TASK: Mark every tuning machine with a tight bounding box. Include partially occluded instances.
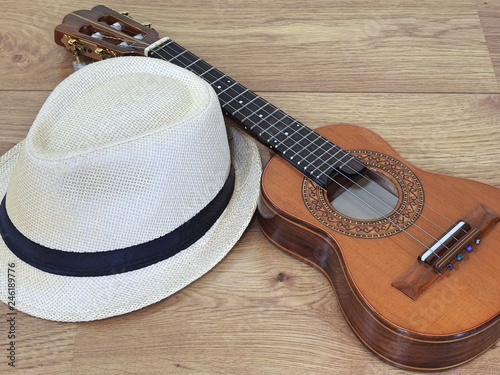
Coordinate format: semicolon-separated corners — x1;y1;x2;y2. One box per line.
95;48;115;60
67;38;84;57
117;9;153;29
66;38;87;71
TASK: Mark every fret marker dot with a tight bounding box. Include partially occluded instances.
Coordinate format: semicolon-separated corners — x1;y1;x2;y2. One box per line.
284;132;289;136
304;166;308;170
259;114;263;117
239;101;243;104
217;86;221;89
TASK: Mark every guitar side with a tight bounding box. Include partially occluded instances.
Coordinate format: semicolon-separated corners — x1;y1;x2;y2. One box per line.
258;123;500;371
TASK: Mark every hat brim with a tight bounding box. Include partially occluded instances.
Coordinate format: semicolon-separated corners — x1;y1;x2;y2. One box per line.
0;126;261;321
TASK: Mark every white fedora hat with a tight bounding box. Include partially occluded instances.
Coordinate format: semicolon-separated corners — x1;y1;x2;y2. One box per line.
0;56;261;322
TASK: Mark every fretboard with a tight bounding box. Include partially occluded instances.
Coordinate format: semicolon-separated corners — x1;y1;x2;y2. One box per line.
147;39;364;189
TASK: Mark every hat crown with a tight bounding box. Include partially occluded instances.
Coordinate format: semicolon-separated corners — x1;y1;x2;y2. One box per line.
5;57;231;253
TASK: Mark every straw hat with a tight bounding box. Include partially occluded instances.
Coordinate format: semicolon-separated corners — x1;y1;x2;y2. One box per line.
0;56;261;322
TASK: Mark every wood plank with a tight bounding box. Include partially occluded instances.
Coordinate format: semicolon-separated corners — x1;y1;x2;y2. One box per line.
0;1;497;93
477;0;500;85
158;1;498;93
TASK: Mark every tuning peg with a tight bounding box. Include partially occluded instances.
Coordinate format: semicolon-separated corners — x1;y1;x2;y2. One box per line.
119;10;135;19
110;22;123;31
95;48;115;59
67;38;85;57
142;22;152;28
109;7;131;17
67;39;87;71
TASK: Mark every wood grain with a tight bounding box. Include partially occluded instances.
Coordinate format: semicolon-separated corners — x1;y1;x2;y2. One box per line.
477;0;500;85
0;1;498;374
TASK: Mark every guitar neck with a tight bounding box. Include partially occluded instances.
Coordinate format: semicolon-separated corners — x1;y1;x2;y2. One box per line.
147;39;364;189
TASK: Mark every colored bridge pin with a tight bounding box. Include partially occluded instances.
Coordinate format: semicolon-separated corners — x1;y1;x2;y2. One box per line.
446;263;454;270
465;245;473;253
456;253;463;261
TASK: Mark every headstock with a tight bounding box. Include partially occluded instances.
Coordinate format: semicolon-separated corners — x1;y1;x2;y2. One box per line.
54;5;160;64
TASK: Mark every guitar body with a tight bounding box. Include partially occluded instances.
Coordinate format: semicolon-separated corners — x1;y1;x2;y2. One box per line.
258;124;499;371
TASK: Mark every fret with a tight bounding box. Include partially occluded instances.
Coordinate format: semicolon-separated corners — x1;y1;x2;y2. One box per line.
286;136;319;164
253;108;281;131
309;135;331;156
240;97;270;118
162;41;184;55
292;127;315;145
188;60;213;76
185;58;201;69
210;74;234;90
239;102;272;125
219;83;241;97
232;91;260;113
159;42;196;67
297;134;326;163
217;92;234;107
199;67;217;79
168;48;189;63
225;90;259;114
270;123;299;143
317;146;345;167
312;148;349;179
232;95;260;118
332;151;352;169
148;40;366;189
257;110;288;136
273;122;303;148
258;111;284;139
292;147;318;167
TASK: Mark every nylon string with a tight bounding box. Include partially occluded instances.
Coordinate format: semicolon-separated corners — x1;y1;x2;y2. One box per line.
147;40;467;259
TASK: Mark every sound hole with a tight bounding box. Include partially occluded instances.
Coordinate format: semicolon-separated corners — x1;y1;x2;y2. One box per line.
302;150;424;239
330;170;399;220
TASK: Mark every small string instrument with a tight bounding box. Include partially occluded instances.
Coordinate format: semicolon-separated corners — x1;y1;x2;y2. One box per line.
54;6;499;370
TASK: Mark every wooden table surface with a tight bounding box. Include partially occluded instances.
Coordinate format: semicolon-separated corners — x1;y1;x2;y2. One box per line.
0;1;499;374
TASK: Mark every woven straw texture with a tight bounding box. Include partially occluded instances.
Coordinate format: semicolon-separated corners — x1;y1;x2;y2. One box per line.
0;57;261;321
